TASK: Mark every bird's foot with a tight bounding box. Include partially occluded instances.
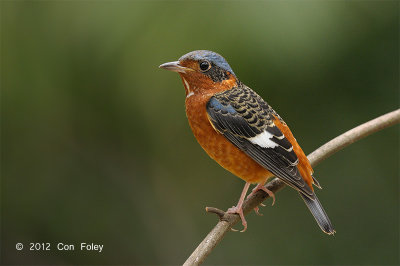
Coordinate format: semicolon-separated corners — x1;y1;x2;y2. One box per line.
246;184;275;215
247;184;276;206
227;205;247;232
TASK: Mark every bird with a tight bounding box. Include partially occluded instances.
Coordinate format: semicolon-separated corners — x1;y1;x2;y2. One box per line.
159;50;335;235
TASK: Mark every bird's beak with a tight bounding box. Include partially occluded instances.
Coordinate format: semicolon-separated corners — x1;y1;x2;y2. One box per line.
159;61;193;73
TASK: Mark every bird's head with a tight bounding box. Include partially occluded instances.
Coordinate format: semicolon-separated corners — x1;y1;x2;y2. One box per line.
159;50;238;97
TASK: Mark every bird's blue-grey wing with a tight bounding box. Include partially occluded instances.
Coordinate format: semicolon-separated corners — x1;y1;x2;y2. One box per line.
206;86;314;198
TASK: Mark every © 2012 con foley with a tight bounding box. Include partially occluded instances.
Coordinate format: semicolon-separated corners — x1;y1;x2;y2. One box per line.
16;242;104;253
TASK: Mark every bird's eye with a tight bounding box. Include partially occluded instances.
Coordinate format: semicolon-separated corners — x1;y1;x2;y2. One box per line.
199;61;211;71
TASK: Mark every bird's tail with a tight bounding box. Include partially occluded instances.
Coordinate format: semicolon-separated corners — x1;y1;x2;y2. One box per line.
299;192;335;235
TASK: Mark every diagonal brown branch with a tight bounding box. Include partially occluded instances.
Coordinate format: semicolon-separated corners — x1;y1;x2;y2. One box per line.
183;109;400;266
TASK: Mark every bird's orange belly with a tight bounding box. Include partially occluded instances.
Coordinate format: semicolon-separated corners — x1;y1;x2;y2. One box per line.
186;100;273;184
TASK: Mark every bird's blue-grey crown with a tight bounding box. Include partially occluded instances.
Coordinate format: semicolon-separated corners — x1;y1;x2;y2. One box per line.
179;50;235;76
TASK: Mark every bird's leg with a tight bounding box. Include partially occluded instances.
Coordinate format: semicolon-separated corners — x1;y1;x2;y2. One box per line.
247;183;276;216
227;182;251;232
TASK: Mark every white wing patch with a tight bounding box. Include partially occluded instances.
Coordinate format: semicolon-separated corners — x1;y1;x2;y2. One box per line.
248;130;279;148
249;130;294;152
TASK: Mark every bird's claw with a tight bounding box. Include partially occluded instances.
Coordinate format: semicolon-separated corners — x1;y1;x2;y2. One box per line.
254;206;263;216
227;206;247;232
267;190;276;206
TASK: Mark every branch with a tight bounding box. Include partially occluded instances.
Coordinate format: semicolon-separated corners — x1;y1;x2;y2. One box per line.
184;109;400;266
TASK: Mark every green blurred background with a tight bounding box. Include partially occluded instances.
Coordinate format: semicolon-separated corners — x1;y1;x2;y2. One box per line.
1;1;398;265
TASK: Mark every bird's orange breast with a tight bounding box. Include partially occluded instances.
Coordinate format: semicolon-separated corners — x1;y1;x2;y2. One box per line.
185;92;273;184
